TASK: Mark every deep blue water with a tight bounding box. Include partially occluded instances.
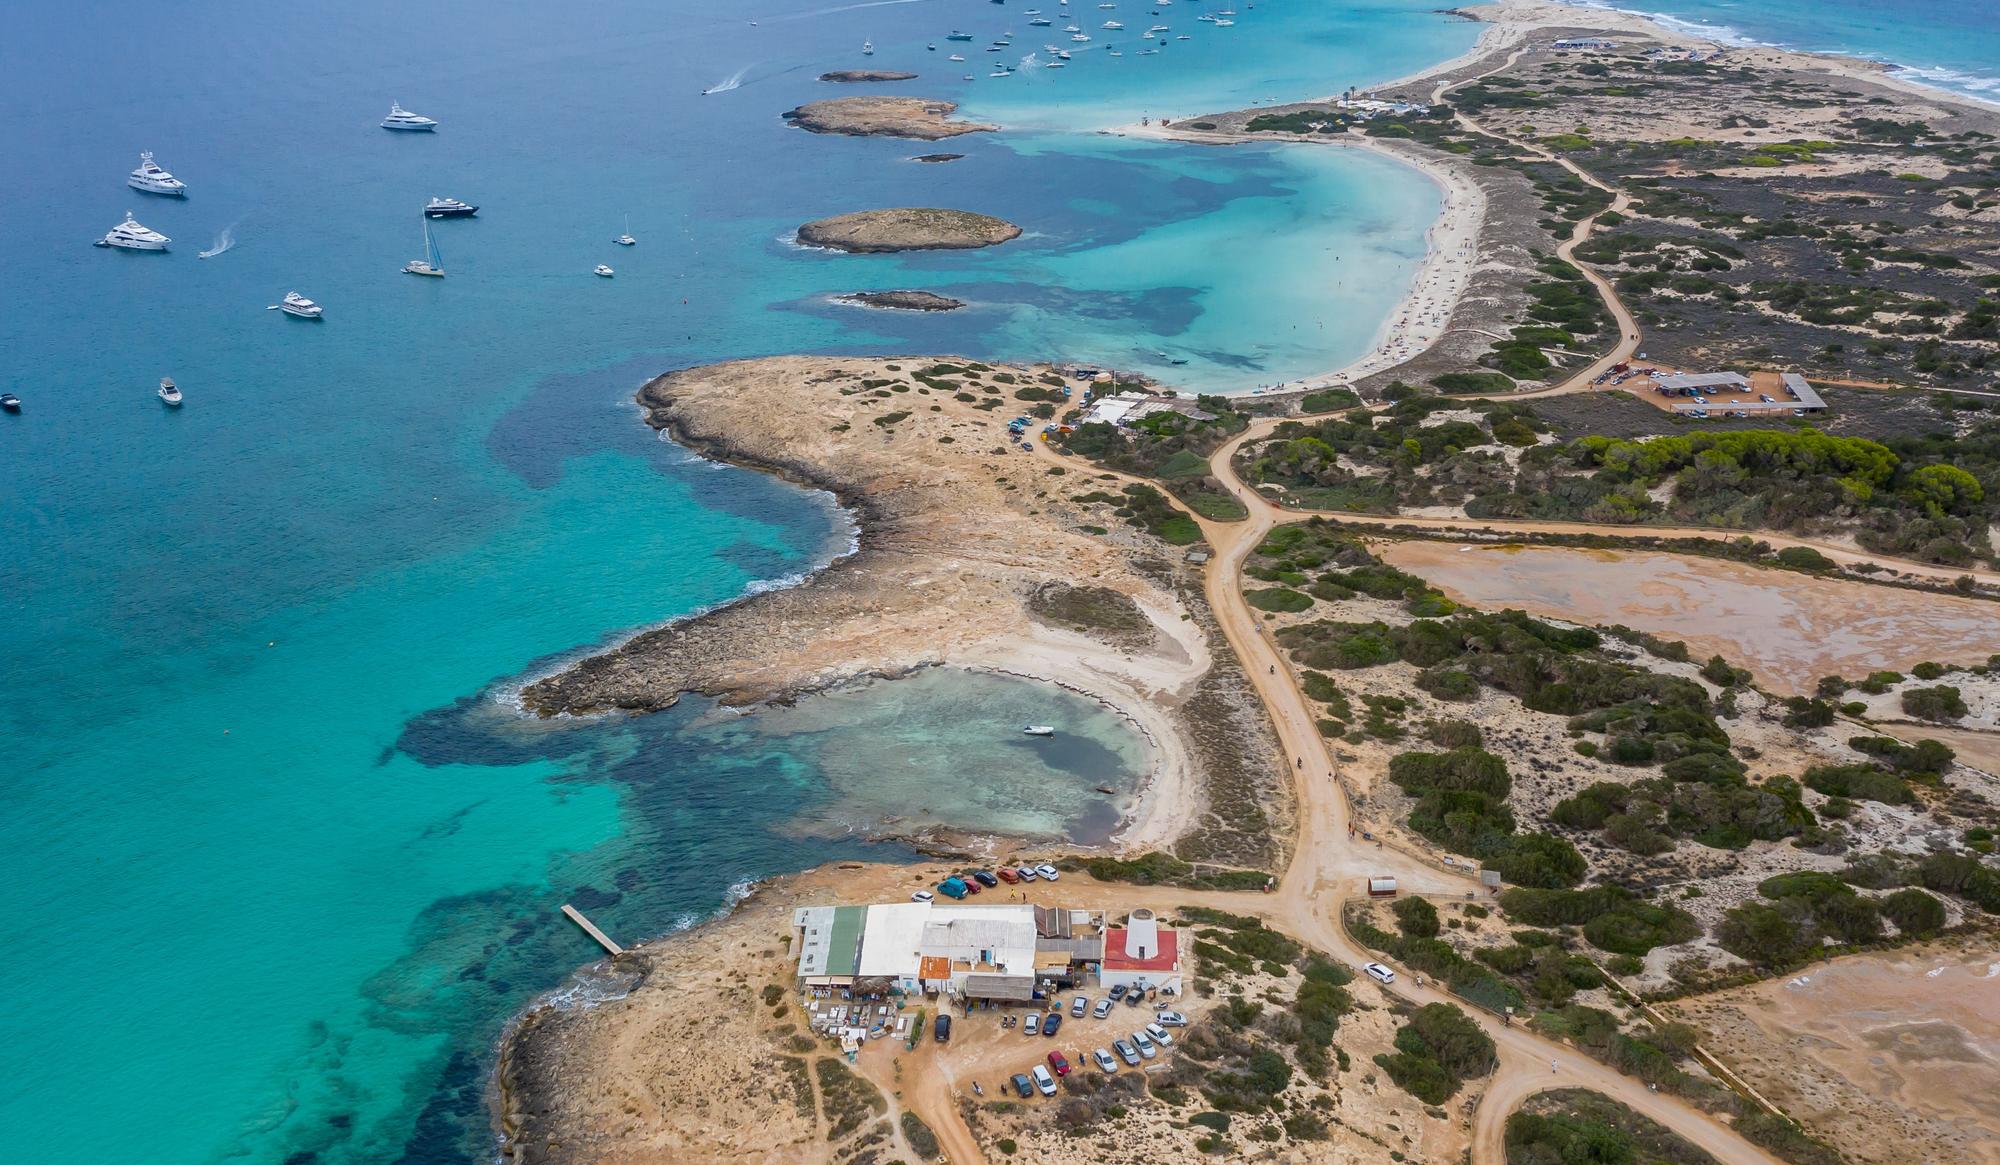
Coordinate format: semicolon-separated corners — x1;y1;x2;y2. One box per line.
0;0;1477;1162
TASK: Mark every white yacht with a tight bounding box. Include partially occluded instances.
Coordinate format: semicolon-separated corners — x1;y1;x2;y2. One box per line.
1103;20;1124;28
1149;23;1170;32
1213;17;1234;25
616;215;637;246
1029;15;1052;25
862;38;874;54
594;263;615;277
381;102;438;131
128;152;187;197
948;52;966;60
1071;32;1091;41
279;291;324;319
1023;725;1056;736
158;377;182;406
96;212;169;251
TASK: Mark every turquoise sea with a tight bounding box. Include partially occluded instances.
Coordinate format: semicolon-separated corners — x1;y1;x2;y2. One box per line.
3;0;1470;1162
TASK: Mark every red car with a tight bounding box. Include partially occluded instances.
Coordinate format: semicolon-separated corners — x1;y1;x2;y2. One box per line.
1047;1050;1071;1077
996;867;1021;884
959;877;982;894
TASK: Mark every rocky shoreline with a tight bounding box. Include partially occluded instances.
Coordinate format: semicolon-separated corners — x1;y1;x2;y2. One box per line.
783;95;995;140
817;69;917;83
832;289;964;312
795;208;1021;253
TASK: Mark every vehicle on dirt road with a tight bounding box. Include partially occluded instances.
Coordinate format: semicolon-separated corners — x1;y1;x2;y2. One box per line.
1031;1064;1058;1096
1011;1073;1034;1098
1047;1050;1071;1076
1092;998;1114;1019
1092;1047;1118;1072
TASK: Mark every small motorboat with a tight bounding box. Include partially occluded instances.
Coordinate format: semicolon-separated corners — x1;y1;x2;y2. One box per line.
948;53;966;60
1022;725;1056;736
1;393;21;413
594;264;615;277
277;291;324;319
158;377;183;406
947;30;975;40
862;38;874;54
927;41;937;50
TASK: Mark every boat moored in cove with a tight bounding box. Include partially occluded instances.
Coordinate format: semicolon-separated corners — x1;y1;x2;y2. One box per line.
1022;725;1056;736
157;378;182;406
127;152;187;197
381;102;438;131
594;263;615;277
423;196;478;218
278;291;324;319
1;393;21;413
404;215;445;276
96;212;169;251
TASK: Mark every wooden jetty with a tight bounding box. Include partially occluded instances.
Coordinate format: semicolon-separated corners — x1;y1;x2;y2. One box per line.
561;903;624;956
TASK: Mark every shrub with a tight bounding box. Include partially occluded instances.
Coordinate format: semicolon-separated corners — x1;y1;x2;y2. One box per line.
1246;587;1315;613
1393;896;1441;938
1802;763;1914;805
1902;685;1969;721
1375;1003;1495;1103
1881;887;1946;935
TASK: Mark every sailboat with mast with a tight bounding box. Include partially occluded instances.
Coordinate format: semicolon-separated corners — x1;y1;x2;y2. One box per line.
404;214;445;276
616;214;637;246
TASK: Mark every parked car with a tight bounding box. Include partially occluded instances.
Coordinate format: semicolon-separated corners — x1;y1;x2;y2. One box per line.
1108;984;1128;1002
910;890;934;903
1145;1022;1174;1047
1011;1073;1035;1098
1131;1031;1158;1060
1759;394;1775;403
934;1015;951;1042
1016;866;1038;882
1025;1012;1042;1035
937;877;969;899
1362;961;1396;984
1154;1010;1189;1027
957;875;981;894
1071;995;1089;1018
1092;1047;1118;1073
971;870;1000;887
1047;1050;1071;1077
995;867;1021;884
1042;1012;1063;1038
1092;997;1114;1019
1034;863;1061;881
1031;1064;1058;1096
1113;1038;1140;1066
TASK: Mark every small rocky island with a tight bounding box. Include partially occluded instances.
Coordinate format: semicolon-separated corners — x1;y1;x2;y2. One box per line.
912;153;964;164
834;290;965;312
818;69;917;83
797;209;1022;253
783;96;995;140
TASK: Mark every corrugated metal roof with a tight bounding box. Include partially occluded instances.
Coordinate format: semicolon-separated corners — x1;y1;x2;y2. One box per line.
1033;904;1072;939
962;974;1036;1001
1036;936;1104;961
1654;372;1749;389
824;906;866;978
1779;373;1827;409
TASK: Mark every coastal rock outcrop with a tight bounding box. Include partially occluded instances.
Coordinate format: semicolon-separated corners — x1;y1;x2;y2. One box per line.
818;69;918;83
833;290;965;311
782;96;995;140
796;208;1020;253
912;153;965;164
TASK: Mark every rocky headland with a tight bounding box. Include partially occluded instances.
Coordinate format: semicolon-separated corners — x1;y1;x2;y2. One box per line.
794;208;1021;253
817;69;918;83
782;95;994;140
832;289;964;312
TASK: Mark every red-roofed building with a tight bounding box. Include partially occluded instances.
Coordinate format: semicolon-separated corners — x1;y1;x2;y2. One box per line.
1100;909;1185;994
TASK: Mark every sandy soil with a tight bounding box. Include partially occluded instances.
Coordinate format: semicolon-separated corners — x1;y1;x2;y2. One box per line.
1376;541;2000;696
1663;937;2000;1165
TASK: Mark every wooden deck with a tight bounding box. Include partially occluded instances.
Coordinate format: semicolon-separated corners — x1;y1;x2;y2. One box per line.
561;904;624;956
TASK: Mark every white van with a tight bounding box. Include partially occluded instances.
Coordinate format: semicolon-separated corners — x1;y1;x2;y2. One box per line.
1362;961;1396;984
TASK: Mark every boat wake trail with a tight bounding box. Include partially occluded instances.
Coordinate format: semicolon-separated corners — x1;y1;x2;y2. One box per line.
703;66;751;95
198;224;237;259
766;0;931;22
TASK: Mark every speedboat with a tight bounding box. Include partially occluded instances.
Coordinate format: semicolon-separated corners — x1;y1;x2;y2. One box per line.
948;53;966;60
1108;47;1122;54
862;38;874;54
947;30;974;40
1029;15;1052;24
1103;20;1123;28
1071;32;1091;40
1045;59;1065;67
1023;725;1056;736
381;102;438;131
989;68;1011;76
1;393;21;413
1149;23;1169;31
424;196;478;218
594;263;614;277
158;377;182;406
278;291;324;319
1176;32;1191;39
128;152;187;197
96;212;169;251
404;215;445;276
1213;16;1234;25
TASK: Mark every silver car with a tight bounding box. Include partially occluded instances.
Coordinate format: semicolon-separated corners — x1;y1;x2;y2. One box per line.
1145;1022;1175;1048
1092;1047;1118;1073
1071;995;1088;1018
1131;1031;1158;1059
1113;1038;1140;1066
1092;998;1114;1019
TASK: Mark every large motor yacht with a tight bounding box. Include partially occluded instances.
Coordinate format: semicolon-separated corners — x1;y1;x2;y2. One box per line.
96;212;170;251
128;152;187;197
381;102;438;131
423;196;478;218
279;291;324;319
